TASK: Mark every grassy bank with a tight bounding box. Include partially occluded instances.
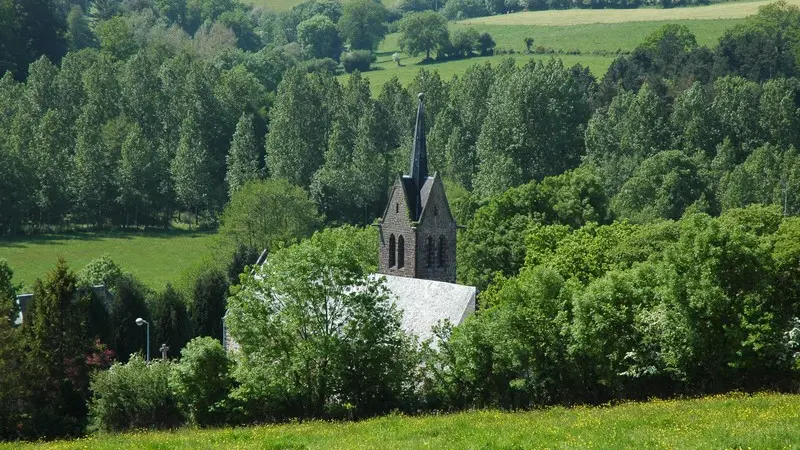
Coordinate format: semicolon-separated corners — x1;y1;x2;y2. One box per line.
0;230;216;290
10;393;800;449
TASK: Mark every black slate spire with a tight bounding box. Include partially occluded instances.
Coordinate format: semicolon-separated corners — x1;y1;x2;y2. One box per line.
409;93;428;192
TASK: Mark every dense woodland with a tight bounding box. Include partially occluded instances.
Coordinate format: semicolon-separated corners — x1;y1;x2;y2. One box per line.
4;0;800;443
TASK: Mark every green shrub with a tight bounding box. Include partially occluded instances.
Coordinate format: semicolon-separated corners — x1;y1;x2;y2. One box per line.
170;337;232;426
341;50;376;73
89;355;183;432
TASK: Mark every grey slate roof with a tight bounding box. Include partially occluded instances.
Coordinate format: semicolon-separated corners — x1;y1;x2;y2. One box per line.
375;274;476;342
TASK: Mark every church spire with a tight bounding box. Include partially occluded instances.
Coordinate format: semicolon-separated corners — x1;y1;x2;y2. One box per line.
409;93;428;191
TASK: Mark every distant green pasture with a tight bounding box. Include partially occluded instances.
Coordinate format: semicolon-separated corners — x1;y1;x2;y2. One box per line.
0;231;216;291
343;18;743;94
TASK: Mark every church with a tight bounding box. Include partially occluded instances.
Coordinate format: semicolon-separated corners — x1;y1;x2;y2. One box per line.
372;93;475;341
224;94;475;351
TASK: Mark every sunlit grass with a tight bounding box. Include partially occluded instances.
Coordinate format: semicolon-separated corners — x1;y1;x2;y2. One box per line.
340;17;743;94
0;230;216;291
10;393;800;449
460;0;799;26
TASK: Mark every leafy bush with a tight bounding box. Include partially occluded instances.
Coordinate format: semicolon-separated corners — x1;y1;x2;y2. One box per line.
476;32;495;56
77;255;123;288
170;337;232;426
449;28;480;57
227;226;417;420
89;355;183;432
341;50;376;73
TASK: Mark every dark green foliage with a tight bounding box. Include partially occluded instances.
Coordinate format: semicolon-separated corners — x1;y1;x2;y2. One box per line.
227;244;260;286
150;284;191;358
108;275;151;363
612;150;709;222
191;267;229;342
438;206;800;409
88;356;183;432
338;0;388;50
0;0;67;80
474;58;592;198
341;50;376;73
297;14;342;60
398;11;449;60
170;337;232;426
20;260;92;438
458;167;609;291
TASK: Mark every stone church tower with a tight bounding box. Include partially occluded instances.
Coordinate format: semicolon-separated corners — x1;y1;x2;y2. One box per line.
377;94;457;283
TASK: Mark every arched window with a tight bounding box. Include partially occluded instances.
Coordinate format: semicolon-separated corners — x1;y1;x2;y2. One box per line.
438;235;446;268
426;236;434;268
397;235;405;269
388;234;396;267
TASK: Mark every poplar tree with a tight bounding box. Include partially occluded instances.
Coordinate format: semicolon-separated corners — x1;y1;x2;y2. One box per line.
118;125;153;226
171;115;212;225
226;113;261;198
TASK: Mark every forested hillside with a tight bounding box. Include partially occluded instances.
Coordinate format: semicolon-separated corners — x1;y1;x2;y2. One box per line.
3;0;800;234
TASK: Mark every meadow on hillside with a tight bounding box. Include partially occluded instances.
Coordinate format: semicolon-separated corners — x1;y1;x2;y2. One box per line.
0;231;216;290
9;393;800;449
347;17;744;92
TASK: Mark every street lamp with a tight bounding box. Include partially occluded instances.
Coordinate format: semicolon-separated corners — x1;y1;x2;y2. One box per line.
135;317;150;362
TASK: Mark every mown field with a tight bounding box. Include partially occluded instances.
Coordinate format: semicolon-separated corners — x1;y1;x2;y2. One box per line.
343;17;744;93
0;230;216;291
462;0;800;26
9;393;800;449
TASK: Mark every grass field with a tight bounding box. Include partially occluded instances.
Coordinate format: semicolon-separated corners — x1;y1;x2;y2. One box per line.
342;16;744;93
9;393;800;449
461;0;800;25
0;230;216;291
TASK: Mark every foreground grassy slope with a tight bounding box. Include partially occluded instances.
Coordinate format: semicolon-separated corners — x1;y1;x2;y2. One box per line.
0;230;216;290
11;393;800;449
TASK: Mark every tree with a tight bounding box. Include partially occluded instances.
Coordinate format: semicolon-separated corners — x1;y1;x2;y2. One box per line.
612;150;708;223
88;356;182;432
0;260;23;439
170;337;232;426
150;284;190;358
108;275;151;363
0;0;67;80
190;267;228;342
338;0;388;50
449;28;480;57
297;14;342;60
266;69;338;188
524;36;534;53
77;255;124;288
21;260;92;438
218;178;321;255
226;226;415;419
171;115;213;224
226;113;261;198
66;5;96;51
118;124;154;226
473;59;592;198
397;11;449;60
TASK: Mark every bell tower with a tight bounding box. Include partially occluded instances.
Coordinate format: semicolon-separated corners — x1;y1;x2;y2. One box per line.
377;94;457;283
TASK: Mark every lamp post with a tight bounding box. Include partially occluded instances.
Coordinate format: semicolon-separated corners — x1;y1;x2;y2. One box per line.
135;317;150;362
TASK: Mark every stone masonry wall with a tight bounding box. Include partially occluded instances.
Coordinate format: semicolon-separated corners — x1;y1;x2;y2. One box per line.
379;179;417;278
416;177;457;283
